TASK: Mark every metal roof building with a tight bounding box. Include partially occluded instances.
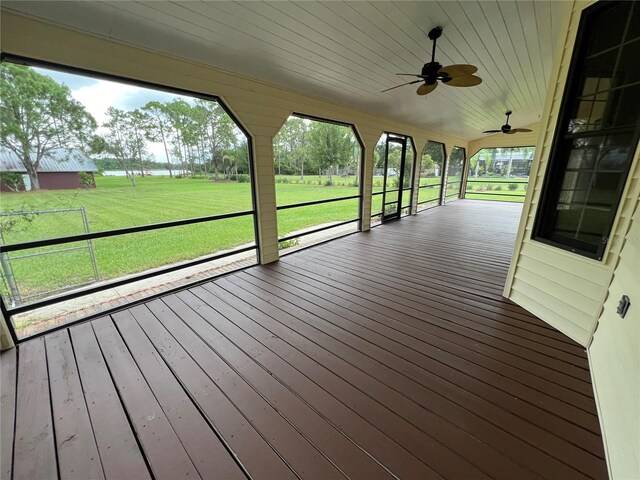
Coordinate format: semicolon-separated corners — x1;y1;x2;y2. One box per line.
0;147;98;173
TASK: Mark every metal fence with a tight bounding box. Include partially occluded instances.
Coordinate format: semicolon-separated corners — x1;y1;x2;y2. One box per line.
0;207;100;306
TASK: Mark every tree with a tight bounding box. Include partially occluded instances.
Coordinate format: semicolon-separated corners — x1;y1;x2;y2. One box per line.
274;117;309;178
194;100;237;178
102;107;138;186
142;101;174;177
0;63;97;190
126;109;149;177
306;122;354;183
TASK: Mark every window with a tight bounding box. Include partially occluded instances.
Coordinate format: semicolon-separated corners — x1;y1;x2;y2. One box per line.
533;1;640;260
0;58;257;339
445;146;466;201
465;147;534;202
273;114;362;253
417;141;446;211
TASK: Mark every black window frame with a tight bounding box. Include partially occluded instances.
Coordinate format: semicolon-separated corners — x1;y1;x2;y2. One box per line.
417;140;447;210
464;146;535;203
274;112;364;252
532;1;640;261
0;53;260;343
370;131;416;224
444;146;466;203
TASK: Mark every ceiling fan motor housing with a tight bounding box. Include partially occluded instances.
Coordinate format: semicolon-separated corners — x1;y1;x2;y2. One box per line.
421;62;442;84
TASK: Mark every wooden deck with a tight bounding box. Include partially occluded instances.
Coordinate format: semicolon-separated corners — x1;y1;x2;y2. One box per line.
1;200;607;480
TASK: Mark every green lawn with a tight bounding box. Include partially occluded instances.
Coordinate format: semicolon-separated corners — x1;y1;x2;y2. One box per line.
0;173;529;303
465;176;528;203
0;175;359;301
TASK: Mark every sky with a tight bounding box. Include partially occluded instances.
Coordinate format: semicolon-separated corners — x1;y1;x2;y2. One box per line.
33;66;204;163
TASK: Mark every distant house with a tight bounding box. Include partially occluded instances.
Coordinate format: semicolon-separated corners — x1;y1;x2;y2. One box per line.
0;147;98;191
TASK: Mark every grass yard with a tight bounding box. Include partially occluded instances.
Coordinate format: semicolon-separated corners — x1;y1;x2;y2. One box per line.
0;175;361;302
465;176;529;203
0;173;528;304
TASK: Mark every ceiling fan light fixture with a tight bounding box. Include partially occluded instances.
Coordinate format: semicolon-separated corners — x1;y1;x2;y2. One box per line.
381;27;481;96
483;111;531;134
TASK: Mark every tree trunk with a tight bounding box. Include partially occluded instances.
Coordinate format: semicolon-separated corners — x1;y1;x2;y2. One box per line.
160;128;173;178
506;149;514;179
26;169;40;191
22;155;41;190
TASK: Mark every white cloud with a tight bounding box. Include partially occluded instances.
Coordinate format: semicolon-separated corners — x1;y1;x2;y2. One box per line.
72;80;141;125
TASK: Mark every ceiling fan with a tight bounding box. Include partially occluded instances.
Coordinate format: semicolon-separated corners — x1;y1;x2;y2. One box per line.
381;26;482;96
483;111;533;134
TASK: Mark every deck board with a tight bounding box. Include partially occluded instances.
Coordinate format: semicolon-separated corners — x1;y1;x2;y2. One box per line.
45;330;105;480
0;348;17;480
13;338;57;480
7;200;608;480
69;322;151;480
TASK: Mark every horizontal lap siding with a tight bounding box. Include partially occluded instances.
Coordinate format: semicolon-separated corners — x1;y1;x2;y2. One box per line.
589;203;640;479
504;0;640;347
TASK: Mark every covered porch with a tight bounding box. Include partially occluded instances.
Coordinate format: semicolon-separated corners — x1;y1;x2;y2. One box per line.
1;200;607;480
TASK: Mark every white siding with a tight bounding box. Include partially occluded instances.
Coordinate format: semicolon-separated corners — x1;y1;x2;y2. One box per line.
503;0;640;347
589;202;640;480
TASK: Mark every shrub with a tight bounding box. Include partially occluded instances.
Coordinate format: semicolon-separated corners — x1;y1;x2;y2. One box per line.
384;203;397;216
466;184;474;191
508;183;518;191
228;174;237;181
325;179;333;186
237;174;250;183
495;185;503;191
0;172;24;192
78;172;94;188
278;238;300;250
485;184;493;191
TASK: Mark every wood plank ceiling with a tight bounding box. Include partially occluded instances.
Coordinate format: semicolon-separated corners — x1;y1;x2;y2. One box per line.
2;1;570;140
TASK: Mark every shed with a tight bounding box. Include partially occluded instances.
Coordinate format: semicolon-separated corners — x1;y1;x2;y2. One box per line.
0;147;98;191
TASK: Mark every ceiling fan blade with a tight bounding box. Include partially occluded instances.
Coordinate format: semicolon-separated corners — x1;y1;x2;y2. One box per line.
439;64;478;77
417;82;438;95
510;128;533;133
482;129;502;134
381;79;422;93
504;129;518;134
443;75;482;87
